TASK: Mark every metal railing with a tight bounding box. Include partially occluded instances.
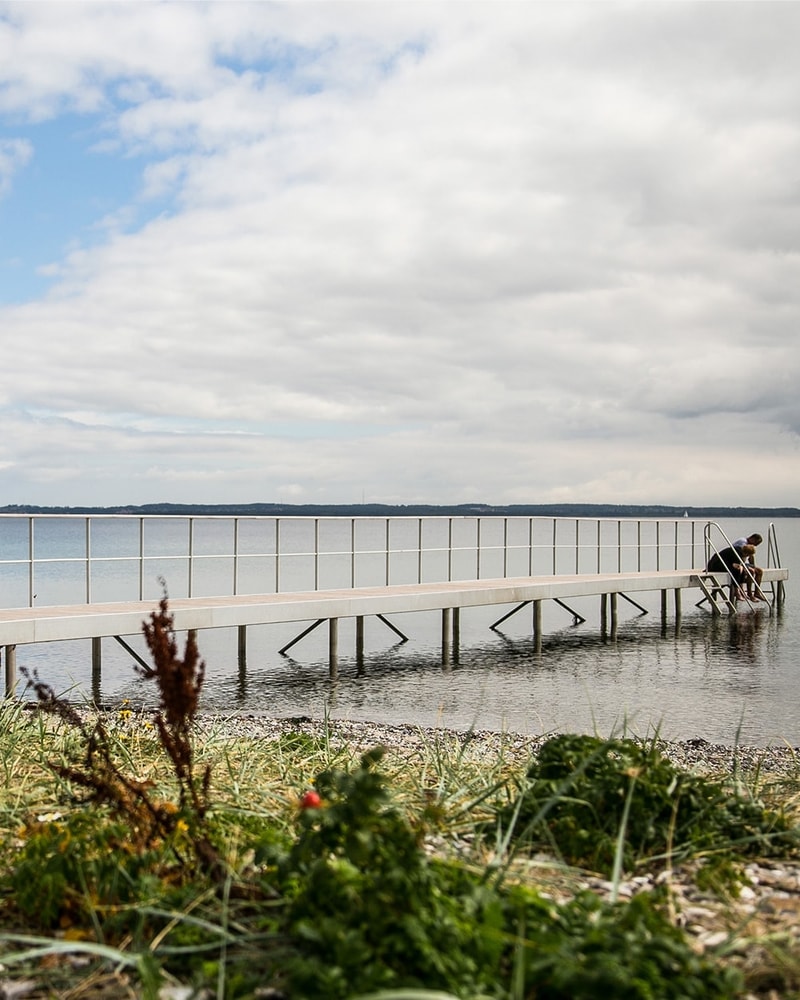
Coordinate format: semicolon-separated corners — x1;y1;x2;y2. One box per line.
703;521;782;570
0;513;719;610
702;521;783;606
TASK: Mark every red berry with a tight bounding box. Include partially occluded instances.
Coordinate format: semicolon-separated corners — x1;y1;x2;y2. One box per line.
300;790;322;809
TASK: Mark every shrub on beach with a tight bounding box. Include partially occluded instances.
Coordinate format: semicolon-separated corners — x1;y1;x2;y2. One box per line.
495;732;796;874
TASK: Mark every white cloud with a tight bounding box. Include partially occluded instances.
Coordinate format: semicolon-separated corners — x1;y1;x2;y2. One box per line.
0;2;799;506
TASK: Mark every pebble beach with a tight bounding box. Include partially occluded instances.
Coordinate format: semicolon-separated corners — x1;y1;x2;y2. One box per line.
192;714;800;777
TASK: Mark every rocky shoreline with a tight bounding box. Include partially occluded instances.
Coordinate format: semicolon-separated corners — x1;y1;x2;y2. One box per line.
192;714;800;776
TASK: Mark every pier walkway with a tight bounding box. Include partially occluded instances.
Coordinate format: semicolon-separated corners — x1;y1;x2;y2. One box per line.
0;565;789;696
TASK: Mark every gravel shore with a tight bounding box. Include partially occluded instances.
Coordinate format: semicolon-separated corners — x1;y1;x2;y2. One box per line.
191;713;800;996
193;714;800;776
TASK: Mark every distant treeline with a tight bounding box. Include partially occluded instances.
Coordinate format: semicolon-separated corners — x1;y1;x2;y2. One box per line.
2;502;798;518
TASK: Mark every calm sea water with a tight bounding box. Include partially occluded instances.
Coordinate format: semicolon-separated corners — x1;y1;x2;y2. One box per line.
3;516;798;746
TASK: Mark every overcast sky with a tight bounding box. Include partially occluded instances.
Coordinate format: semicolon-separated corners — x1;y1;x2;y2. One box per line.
1;2;798;508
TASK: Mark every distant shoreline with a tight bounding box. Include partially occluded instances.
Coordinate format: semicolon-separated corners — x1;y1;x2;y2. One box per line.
2;502;799;518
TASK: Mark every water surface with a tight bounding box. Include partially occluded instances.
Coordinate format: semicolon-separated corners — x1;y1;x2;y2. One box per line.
6;517;798;746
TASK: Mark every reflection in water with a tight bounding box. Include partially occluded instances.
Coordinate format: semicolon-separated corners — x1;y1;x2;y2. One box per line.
12;590;798;748
134;603;793;747
725;610;764;660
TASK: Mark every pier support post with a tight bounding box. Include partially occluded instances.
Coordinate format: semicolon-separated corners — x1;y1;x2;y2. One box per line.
674;588;682;619
660;589;668;625
329;618;339;680
237;626;247;699
4;645;16;697
356;616;365;666
600;594;608;635
91;637;102;706
442;608;452;666
610;593;618;638
237;625;247;702
533;600;542;655
453;607;460;662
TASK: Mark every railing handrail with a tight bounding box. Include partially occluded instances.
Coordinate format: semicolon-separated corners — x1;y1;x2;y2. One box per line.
703;521;781;607
0;513;740;610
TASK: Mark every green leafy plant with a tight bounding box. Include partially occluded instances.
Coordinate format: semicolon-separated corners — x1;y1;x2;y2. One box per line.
497;733;796;873
504;885;743;1000
267;748;507;1000
10;811;166;930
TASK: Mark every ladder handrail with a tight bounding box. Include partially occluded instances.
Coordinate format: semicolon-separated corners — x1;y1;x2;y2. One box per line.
766;522;783;570
703;521;773;609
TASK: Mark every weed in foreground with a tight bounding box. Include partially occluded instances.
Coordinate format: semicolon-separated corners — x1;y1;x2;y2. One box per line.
18;594;222;891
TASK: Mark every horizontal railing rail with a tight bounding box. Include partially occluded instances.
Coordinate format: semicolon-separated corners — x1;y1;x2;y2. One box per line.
0;514;717;610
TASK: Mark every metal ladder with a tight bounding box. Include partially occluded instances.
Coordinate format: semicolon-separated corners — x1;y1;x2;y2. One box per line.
695;571;739;614
697;522;779;615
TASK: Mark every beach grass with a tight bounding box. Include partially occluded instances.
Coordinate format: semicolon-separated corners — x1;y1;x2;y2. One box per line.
1;608;800;999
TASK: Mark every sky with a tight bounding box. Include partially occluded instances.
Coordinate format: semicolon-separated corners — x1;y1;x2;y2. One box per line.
1;2;799;509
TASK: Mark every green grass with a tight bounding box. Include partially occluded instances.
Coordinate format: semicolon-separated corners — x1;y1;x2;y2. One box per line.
2;604;799;999
0;705;799;999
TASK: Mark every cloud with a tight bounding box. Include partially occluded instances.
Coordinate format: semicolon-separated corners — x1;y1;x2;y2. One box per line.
0;136;32;197
0;2;799;506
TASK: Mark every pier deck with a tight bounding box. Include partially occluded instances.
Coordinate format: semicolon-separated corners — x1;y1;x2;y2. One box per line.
0;566;788;645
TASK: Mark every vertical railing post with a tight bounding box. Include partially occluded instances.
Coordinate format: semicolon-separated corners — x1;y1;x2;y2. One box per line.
85;517;92;604
552;518;557;575
233;517;240;596
351;518;356;588
617;520;622;573
574;519;580;575
385;518;390;586
188;517;195;598
596;520;601;574
28;517;34;608
314;518;320;591
447;518;453;582
138;518;145;600
656;521;661;571
476;518;482;580
637;520;642;572
418;518;423;584
503;517;509;578
528;517;533;576
275;519;281;593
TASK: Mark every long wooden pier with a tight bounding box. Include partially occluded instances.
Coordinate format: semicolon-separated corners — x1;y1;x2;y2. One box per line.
0;566;788;696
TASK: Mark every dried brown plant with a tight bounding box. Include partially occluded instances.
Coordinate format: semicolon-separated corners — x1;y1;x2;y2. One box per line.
22;594;222;877
140;593;210;819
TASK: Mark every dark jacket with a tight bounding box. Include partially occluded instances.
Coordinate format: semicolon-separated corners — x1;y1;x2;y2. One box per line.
707;546;746;582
